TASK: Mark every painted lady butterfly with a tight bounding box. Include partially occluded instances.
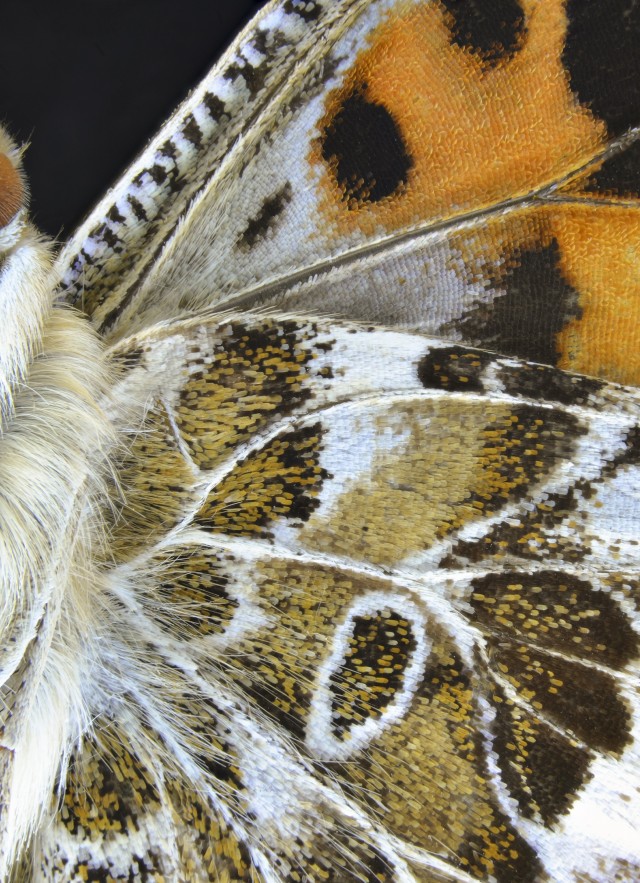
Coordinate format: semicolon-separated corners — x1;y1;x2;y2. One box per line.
1;1;639;880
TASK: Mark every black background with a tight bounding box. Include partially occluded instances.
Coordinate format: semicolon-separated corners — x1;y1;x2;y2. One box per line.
0;1;270;237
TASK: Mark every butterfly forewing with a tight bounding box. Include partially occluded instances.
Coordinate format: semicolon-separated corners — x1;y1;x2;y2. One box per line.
58;0;640;387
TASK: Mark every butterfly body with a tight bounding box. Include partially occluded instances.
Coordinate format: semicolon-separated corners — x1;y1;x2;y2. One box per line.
2;1;640;881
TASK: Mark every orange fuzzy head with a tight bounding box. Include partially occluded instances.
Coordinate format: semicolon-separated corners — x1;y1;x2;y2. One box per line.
0;152;23;227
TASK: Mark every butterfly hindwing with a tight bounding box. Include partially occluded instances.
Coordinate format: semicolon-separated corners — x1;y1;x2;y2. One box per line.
24;315;640;881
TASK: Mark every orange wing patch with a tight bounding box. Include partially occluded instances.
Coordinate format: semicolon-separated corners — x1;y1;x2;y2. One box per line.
309;0;640;384
447;203;640;384
0;153;22;227
313;0;605;234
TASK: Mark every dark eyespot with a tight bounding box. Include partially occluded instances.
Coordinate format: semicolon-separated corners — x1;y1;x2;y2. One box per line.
320;85;413;206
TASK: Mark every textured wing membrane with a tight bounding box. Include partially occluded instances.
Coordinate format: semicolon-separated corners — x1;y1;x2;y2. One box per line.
31;315;640;882
57;0;362;333
12;0;640;880
58;0;640;387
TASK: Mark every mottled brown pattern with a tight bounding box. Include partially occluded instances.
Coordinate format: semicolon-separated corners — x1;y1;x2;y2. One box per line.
60;726;161;838
443;484;593;567
196;424;329;538
149;546;238;639
329;609;416;738
167;784;262;882
175;321;325;471
488;642;631;753
303;398;583;567
491;686;592;824
334;641;543;882
6;0;640;879
469;572;640;667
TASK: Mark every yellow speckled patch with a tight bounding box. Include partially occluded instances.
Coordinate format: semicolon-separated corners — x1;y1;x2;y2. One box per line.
147;546;238;639
330;609;416;738
220;559;390;736
175;321;323;471
168;785;262;883
196;423;328;537
335;636;540;881
61;730;160;839
43;725;166;882
202;556;544;879
303;398;580;567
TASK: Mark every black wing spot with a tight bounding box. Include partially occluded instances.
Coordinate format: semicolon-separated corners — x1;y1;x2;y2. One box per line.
491;685;591;824
224;59;268;97
181;113;203;148
283;0;322;22
202;92;228;122
329;610;417;739
584;137;640;198
418;346;495;392
563;0;640;137
320;85;413;206
499;362;603;405
236;183;293;251
127;195;148;222
106;204;125;224
439;0;526;67
456;238;582;367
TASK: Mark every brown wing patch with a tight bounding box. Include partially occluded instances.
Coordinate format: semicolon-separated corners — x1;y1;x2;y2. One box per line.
196;423;329;538
467;570;637;821
418;347;496;393
218;559;364;741
175;320;323;471
60;727;161;839
43;725;166;882
443;483;594;567
303;398;582;568
335;642;543;883
42;717;262;882
329;608;417;739
469;571;640;668
166;784;262;882
205;556;542;881
489;643;631;753
146;546;238;639
490;684;591;825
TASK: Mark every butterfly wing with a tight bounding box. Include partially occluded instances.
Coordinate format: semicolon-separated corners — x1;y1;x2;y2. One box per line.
3;0;640;881
58;0;640;386
28;315;640;881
